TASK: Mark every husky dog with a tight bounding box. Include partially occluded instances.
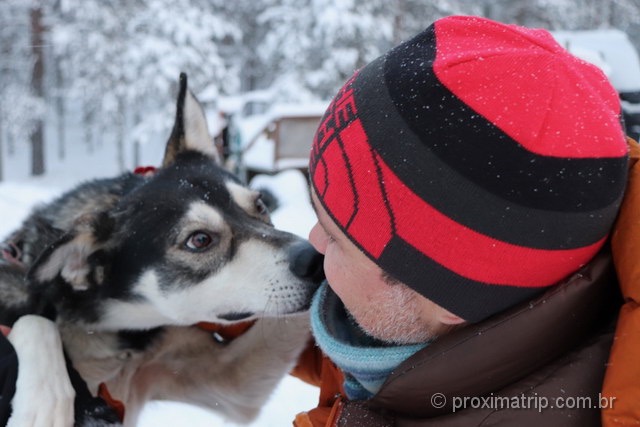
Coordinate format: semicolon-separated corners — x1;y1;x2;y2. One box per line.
0;74;323;427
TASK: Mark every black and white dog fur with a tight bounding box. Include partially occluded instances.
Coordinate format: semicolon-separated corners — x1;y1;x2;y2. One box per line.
0;74;323;426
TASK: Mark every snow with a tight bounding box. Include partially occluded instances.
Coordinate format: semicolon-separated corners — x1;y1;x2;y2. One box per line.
139;377;317;427
0;182;59;234
551;29;640;92
251;169;317;238
242;134;277;172
0;141;320;426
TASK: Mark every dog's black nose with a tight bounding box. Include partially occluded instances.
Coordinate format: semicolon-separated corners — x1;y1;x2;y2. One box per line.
288;241;325;284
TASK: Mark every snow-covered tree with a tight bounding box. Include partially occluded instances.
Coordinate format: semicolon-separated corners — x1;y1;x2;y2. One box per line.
48;0;241;170
255;0;481;101
2;0;640;179
255;0;392;100
477;0;640;30
0;0;47;179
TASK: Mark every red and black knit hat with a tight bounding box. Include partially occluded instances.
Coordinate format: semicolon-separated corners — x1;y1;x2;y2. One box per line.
309;15;629;322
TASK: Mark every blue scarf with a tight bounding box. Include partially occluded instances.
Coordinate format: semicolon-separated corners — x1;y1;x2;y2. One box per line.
310;283;428;400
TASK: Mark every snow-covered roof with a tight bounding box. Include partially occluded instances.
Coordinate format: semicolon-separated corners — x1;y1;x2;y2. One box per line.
216;89;277;114
267;102;328;118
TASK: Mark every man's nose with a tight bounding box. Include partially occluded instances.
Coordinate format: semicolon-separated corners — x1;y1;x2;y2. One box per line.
288;240;325;284
308;222;327;254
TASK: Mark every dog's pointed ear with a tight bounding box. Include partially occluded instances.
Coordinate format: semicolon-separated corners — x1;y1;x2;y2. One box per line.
28;214;114;292
162;73;219;166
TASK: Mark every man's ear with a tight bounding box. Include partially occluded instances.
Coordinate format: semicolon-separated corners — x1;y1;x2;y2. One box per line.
28;214;113;292
162;72;219;167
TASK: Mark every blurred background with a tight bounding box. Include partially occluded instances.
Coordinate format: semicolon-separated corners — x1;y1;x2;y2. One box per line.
2;0;640;182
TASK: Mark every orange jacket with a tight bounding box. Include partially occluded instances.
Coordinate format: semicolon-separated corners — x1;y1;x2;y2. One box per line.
291;342;345;427
603;137;640;426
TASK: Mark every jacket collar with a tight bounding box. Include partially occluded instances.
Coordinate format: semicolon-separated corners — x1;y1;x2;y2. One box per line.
370;251;618;417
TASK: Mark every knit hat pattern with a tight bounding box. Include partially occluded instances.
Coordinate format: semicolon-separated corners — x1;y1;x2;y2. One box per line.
309;15;629;322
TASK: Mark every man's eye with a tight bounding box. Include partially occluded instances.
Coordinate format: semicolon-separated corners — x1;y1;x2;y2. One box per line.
184;231;218;252
324;229;336;244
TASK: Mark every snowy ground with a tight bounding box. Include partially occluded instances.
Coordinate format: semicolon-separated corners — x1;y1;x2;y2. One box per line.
0;137;319;425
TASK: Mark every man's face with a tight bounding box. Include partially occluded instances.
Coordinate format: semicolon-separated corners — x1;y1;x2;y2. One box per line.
308;189;461;344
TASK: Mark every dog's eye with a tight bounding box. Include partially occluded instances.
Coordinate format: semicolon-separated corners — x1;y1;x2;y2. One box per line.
185;231;218;252
255;196;269;216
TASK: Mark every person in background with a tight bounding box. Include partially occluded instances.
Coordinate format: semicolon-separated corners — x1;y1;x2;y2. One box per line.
292;15;639;427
